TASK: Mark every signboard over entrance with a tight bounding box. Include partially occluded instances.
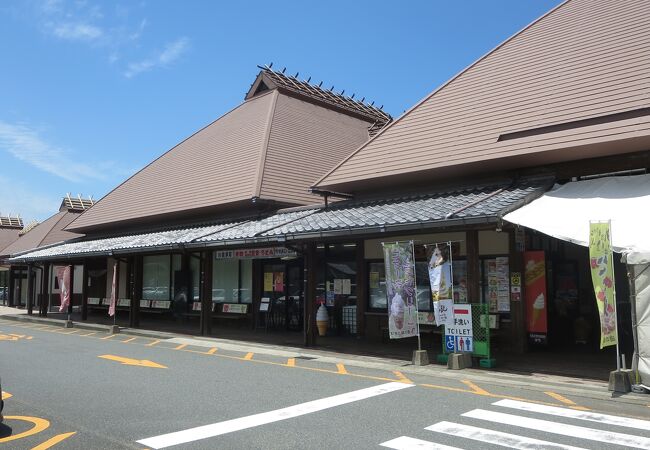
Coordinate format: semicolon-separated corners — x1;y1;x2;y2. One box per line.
214;247;297;259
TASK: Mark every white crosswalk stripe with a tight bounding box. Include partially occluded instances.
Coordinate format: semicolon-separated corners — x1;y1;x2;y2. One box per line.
379;399;650;449
425;421;587;450
462;409;650;449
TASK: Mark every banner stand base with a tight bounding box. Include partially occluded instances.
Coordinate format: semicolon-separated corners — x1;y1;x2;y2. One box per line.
412;350;429;366
609;369;632;393
110;325;120;334
65;320;73;328
448;353;472;370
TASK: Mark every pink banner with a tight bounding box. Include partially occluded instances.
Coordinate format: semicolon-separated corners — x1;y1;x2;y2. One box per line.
57;266;71;313
109;262;118;317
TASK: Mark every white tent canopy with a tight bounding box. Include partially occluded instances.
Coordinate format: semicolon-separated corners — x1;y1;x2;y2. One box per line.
503;174;650;264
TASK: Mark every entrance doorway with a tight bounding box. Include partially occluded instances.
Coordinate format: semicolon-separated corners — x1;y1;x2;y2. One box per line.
261;260;303;331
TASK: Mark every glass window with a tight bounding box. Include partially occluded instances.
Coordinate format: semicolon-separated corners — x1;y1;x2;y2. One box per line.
240;260;252;303
190;254;201;301
368;262;386;309
212;259;239;303
143;255;170;300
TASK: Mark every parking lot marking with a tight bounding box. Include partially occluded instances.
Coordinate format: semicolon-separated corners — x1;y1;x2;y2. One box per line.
336;363;348;374
100;334;117;340
287;358;296;367
137;382;415;449
123;337;137;343
80;331;97;336
146;339;161;347
462;380;490;396
174;343;187;350
1;390;12;400
393;371;412;384
31;431;77;450
244;352;254;360
0;416;50;444
206;347;218;354
545;391;577;406
98;354;167;369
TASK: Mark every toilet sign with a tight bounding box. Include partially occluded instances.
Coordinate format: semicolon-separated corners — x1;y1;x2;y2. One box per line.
444;305;474;353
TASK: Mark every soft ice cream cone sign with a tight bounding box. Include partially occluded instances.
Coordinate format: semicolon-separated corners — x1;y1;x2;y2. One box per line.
383;241;419;339
589;221;618;349
524;251;548;344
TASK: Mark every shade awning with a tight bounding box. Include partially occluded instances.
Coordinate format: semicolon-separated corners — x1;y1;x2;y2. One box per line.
503;174;650;264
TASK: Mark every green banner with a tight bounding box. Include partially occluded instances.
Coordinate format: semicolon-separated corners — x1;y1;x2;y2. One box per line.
589;222;618;349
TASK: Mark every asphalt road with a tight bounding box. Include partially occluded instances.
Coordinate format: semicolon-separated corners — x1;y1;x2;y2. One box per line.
1;319;649;449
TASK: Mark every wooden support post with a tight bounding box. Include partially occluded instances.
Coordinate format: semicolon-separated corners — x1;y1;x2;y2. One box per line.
7;268;14;308
26;264;34;315
68;265;75;314
355;240;367;338
466;230;480;303
200;251;213;336
131;255;142;328
303;243;317;347
81;261;88;321
41;262;50;317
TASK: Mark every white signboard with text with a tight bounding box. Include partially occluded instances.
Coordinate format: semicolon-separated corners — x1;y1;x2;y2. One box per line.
444;305;473;353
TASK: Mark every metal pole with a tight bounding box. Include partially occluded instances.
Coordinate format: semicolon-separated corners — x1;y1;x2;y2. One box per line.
411;240;421;352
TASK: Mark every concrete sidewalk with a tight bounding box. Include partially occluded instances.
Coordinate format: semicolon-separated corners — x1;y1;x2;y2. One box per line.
1;306;648;407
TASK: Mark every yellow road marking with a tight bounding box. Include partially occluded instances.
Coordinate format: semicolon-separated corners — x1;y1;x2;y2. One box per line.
31;432;77;450
174;344;187;350
0;334;19;341
244;352;254;360
9;333;25;338
60;330;78;334
206;347;218;354
0;416;50;444
80;332;97;337
392;371;413;384
98;354;167;369
146;339;160;347
462;380;490;395
287;358;296;367
571;406;591;411
100;334;117;340
545;391;576;405
1;391;12;400
123;337;137;343
336;363;348;374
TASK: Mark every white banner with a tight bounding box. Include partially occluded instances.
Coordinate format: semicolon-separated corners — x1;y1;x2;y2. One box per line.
383;242;419;339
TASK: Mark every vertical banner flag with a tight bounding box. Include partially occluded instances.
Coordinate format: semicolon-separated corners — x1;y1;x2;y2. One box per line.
524;251;547;344
57;266;71;313
383;241;419;339
589;221;618;348
428;242;454;326
109;261;118;317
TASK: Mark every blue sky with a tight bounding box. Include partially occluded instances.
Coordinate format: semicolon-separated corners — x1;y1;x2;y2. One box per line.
0;0;562;223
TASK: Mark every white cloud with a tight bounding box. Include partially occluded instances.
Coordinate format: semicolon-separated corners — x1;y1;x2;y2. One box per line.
51;22;103;41
0;121;108;183
0;176;60;222
124;37;190;78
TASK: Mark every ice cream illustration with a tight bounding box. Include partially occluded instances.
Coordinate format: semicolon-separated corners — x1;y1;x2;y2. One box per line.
391;292;406;330
316;304;329;336
532;293;545;325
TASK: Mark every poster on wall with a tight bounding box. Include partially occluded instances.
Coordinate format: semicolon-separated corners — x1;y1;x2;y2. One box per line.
383;241;419;339
273;272;284;292
524;251;548;344
496;257;510;312
428;242;454;326
589;221;618;349
263;273;273;292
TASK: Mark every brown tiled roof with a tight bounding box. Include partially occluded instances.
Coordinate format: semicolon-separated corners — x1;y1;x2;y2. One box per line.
1;210;83;257
248;66;392;130
315;0;650;193
67;84;374;233
0;228;21;255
